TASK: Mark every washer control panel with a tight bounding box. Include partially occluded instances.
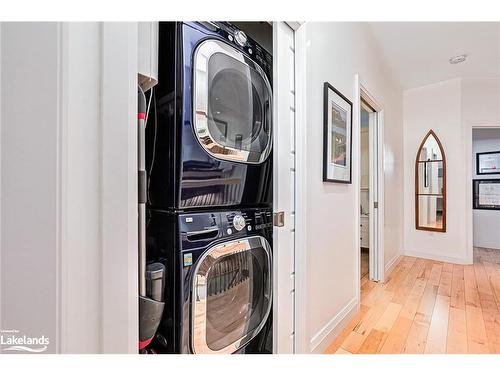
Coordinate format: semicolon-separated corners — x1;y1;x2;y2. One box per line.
180;208;273;248
223;208;272;236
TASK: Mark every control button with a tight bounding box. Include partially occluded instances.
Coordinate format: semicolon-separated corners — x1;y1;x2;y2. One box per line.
227;228;233;235
227;34;234;42
247;225;252;231
248;48;253;55
234;30;247;46
233;215;246;231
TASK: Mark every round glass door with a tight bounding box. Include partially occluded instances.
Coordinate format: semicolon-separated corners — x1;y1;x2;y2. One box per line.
191;236;272;354
194;40;272;164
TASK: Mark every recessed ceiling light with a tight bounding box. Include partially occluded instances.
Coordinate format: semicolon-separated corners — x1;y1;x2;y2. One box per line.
449;54;467;64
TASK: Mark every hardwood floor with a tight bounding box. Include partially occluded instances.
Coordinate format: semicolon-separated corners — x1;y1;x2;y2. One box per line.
361;248;369;279
325;248;500;354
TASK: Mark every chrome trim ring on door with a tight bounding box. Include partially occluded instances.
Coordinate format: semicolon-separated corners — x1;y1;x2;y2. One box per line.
193;39;273;164
191;236;272;354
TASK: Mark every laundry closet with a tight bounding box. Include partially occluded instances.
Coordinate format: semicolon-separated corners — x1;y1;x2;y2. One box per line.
138;21;275;354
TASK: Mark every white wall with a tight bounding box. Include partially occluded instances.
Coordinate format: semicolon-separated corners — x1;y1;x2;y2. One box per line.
403;77;500;263
403;79;468;263
1;23;62;353
301;22;403;353
1;22;138;354
464;78;500;253
472;129;500;249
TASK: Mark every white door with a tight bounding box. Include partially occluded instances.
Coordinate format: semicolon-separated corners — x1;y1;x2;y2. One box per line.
272;22;296;354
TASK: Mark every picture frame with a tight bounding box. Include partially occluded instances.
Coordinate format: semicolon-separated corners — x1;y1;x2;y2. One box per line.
476;151;500;175
323;82;353;183
473;179;500;210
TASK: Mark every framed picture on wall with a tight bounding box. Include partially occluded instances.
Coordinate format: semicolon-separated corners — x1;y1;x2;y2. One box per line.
323;82;353;183
473;179;500;210
477;151;500;175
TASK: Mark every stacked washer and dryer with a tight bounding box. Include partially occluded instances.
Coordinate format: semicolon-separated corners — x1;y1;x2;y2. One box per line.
145;22;274;354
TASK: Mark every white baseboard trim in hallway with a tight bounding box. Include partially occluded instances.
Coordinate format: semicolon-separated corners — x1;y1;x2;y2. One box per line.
309;297;358;354
403;250;469;265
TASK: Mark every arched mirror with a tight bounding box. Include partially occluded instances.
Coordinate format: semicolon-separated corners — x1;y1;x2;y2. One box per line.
415;130;446;232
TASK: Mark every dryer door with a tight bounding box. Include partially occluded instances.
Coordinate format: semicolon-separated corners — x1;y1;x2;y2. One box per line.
191;236;272;354
193;40;272;164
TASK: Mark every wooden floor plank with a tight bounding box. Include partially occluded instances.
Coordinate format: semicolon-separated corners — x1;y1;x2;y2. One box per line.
437;267;452;297
446;306;468;354
379;316;413;354
402;284;439;353
443;262;454;274
380;275;427;354
340;330;368;353
357;329;386;354
428;263;443;287
384;257;417;292
324;304;369;354
466;305;490;353
450;264;465;310
392;258;426;306
424;295;450;353
464;264;480;308
355;290;394;336
374;302;403;334
361;283;385;308
474;262;494;297
482;261;500;309
335;347;352;354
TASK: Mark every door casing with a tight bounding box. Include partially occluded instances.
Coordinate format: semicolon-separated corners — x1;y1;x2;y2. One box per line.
354;76;386;308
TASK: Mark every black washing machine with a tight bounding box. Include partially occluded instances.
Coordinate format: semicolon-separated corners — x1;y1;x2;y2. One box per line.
146;206;273;354
146;22;273;210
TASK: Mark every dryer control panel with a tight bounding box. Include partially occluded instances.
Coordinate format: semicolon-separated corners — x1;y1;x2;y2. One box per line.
194;21;273;81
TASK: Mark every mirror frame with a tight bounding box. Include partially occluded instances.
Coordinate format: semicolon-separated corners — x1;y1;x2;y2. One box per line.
415;129;447;232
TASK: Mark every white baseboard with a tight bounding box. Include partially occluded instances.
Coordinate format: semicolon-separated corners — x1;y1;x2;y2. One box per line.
403;250;470;265
385;254;401;275
309;297;358;354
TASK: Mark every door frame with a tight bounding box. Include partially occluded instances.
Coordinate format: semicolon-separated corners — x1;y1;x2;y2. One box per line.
465;123;500;264
293;22;308;354
272;20;303;354
354;76;385;306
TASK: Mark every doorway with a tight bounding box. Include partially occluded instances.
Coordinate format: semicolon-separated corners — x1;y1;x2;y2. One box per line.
360;101;372;280
356;80;384;285
471;127;500;262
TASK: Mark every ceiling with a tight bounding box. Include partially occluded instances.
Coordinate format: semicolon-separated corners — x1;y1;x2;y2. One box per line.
366;22;500;90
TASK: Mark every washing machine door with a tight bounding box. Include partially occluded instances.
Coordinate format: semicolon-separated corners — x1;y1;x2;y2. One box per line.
193;40;272;164
191;236;272;354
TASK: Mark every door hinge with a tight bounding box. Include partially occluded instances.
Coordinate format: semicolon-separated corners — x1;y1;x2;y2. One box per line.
374;202;379;209
273;212;285;227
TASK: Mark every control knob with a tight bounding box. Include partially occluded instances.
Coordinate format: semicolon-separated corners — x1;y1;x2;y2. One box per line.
233;214;246;231
234;30;248;46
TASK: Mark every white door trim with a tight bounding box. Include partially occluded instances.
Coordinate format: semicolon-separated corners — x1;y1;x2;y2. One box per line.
100;22;139;353
354;75;385;300
272;21;297;354
465;123;500;265
293;23;308;354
